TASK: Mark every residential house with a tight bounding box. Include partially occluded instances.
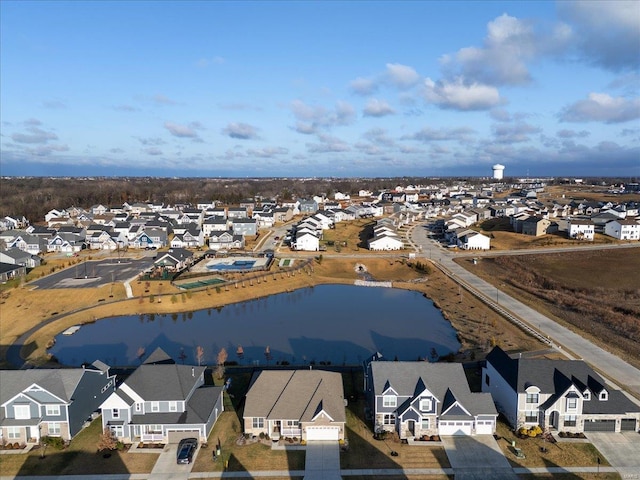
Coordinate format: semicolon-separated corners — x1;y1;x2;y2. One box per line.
99;348;224;444
482;346;640;433
202;217;229;237
7;234;46;255
243;370;346;441
366;361;498;438
0;362;115;444
273;207;293;223
456;230;490;250
567;219;595;241
294;231;319;251
227;207;248;220
170;227;204;248
0;248;41;269
603;218;640;241
298;199;319;214
521;217;551;237
232;218;257;236
208;230;245;251
0;263;26;282
132;228;168;249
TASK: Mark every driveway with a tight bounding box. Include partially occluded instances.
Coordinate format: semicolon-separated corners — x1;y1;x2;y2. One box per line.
148;443;198;480
586;431;640;477
304;441;341;480
441;435;517;480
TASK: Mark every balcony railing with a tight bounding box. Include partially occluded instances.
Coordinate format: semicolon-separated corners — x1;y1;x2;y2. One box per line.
141;433;164;442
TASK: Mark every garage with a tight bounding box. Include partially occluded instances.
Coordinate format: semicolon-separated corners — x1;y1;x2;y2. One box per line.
475;420;494;435
620;419;637;431
439;421;473;436
167;429;201;444
306;426;340;441
584;419;616;432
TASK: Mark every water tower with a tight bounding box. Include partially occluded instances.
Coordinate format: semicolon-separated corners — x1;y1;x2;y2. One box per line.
492;164;505;180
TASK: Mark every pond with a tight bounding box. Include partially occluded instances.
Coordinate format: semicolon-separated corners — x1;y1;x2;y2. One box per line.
49;284;461;367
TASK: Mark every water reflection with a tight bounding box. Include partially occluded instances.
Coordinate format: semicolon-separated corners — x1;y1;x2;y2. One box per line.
50;284;461;367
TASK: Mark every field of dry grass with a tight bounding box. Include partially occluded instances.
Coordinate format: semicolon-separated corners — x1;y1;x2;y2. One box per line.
456;248;640;369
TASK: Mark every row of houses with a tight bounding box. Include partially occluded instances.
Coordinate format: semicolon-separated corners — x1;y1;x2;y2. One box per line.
3;346;637;447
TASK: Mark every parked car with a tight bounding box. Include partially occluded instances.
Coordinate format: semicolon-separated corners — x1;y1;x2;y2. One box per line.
176;438;198;464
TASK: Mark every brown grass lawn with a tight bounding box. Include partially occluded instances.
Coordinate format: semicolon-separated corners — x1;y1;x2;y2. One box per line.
494;420;610;469
456;248;640;370
0;417;158;477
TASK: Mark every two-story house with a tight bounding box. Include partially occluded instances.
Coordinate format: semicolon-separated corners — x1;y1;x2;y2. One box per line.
99;348;224;444
482;347;640;433
0;362;115;444
366;361;497;438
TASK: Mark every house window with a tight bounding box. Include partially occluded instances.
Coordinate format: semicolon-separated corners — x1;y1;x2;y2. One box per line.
599;391;608;401
48;423;61;436
485;374;490;386
252;418;264;429
285;420;299;427
583;391;590;401
112;409;120;419
383;414;396;425
144;425;162;434
151;402;159;412
526;393;539;404
14;405;30;420
45;405;60;416
169;402;177;412
7;427;21;439
383;395;397;408
421;418;430;430
564;415;577;427
420;398;432;411
525;411;538;423
566;397;577;410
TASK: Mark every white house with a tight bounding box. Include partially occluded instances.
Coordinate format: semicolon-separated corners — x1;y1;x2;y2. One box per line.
294;231;319;251
567;219;595;241
603;218;639;241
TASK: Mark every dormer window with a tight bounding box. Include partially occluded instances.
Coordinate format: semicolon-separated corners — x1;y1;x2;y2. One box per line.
583;391;590;401
420;398;433;411
383;395;397;408
599;391;608;401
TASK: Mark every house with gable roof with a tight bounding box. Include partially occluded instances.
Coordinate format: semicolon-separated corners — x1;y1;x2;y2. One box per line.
99;347;224;444
603;218;640;241
0;361;115;444
366;361;497;438
243;370;346;442
482;346;640;433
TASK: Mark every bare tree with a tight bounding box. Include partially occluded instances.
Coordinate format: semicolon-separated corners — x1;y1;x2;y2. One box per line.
196;345;204;366
97;428;117;452
215;347;228;380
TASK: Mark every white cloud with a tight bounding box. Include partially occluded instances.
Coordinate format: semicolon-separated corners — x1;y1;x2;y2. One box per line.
291;99;355;132
164;121;199;138
222;122;259;140
492;122;541;143
402;126;476;143
153;94;177;105
363;98;395;117
42;100;66;109
423;77;502;111
559;0;640;71
306;133;351;153
11;127;58;144
560;93;640;124
349;77;377;95
25;144;69;156
556;129;590;139
246;147;289;158
363;127;395;146
385;63;420;89
114;104;138;112
135;136;167;146
143;147;163;156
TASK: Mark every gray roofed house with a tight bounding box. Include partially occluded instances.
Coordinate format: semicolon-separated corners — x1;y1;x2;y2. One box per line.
99;347;224;444
366;361;497;438
483;346;640;433
243;370;346;442
0;362;116;444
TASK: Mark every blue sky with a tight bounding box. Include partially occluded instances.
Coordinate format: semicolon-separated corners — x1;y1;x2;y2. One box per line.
1;1;639;178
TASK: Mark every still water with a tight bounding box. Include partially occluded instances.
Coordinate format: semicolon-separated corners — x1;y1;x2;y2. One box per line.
50;284;461;367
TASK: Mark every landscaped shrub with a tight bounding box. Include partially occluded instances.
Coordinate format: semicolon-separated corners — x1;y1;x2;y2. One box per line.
41;436;65;450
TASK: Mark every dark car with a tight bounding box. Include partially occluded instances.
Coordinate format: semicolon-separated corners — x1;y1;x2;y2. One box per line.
176;438;198;464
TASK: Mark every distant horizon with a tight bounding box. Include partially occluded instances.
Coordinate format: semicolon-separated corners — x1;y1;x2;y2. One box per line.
2;1;638;177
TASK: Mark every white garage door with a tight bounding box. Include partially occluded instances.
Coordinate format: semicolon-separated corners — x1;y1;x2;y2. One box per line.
475;420;494;435
439;421;473;436
307;426;340;441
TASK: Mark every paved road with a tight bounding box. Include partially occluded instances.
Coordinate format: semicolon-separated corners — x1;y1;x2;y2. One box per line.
409;222;640;400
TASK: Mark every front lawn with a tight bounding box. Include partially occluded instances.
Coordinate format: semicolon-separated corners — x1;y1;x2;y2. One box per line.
0;417;158;477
